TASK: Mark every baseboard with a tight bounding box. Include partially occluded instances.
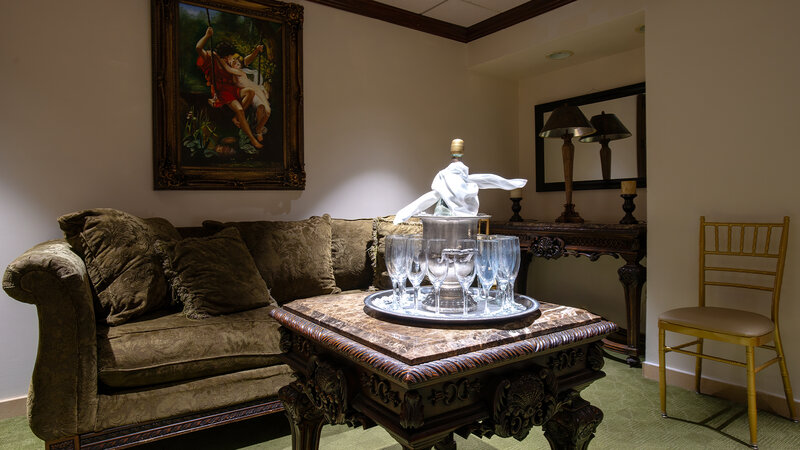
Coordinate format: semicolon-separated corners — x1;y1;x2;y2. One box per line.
643;362;797;420
0;396;26;420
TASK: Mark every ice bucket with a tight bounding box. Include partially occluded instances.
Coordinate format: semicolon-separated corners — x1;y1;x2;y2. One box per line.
418;214;488;313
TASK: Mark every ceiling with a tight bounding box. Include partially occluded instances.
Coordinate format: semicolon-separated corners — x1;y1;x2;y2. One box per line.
374;0;531;27
305;0;645;79
305;0;576;42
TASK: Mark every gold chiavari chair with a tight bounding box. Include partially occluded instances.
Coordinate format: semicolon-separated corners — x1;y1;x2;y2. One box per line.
658;216;797;449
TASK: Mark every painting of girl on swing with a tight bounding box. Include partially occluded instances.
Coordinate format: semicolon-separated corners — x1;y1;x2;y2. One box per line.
178;3;281;167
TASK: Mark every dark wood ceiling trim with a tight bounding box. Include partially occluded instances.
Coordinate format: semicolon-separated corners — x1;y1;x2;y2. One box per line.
466;0;578;41
305;0;576;43
305;0;469;42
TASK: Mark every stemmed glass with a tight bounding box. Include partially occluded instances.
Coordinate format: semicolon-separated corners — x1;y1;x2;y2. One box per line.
406;236;427;311
496;236;520;311
476;235;498;306
384;235;409;309
425;239;448;314
454;239;477;315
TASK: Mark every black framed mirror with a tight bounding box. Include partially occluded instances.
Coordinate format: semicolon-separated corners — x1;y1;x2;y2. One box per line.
535;82;645;192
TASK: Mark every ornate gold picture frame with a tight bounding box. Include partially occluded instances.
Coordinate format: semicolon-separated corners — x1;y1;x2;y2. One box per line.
151;0;304;190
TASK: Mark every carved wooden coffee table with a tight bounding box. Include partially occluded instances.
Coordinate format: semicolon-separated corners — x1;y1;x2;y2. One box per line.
269;292;616;450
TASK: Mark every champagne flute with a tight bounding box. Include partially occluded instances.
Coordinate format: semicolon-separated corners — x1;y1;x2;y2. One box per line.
425;239;448;315
406;236;426;311
476;235;498;306
384;235;409;309
454;239;477;315
496;236;519;311
505;236;521;310
494;235;513;311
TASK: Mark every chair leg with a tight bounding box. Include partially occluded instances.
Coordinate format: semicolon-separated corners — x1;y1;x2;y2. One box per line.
695;337;704;394
746;345;758;449
659;326;667;417
773;332;798;422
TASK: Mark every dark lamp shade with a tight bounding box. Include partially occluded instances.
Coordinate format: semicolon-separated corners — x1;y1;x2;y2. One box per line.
539;104;595;138
579;112;632;143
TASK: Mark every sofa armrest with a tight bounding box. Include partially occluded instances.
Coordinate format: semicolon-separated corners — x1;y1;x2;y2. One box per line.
3;239;98;440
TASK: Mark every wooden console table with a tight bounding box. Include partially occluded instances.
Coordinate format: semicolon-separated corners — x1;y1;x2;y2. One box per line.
490;221;646;367
271;292;616;449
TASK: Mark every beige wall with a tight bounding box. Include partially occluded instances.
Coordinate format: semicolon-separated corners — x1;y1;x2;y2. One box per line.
0;0;517;400
645;0;800;402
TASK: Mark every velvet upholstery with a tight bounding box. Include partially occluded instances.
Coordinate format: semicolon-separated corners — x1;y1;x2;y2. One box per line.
58;208;181;325
94;365;294;431
2;239;98;439
371;216;423;290
331;218;375;291
203;215;340;304
1;214;386;443
97;306;283;388
156;228;274;319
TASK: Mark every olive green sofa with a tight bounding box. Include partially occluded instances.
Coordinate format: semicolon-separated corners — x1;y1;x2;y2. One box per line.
2;209;415;449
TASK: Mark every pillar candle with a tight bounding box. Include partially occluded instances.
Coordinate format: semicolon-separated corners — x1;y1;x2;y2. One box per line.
510;188;523;198
621;180;637;195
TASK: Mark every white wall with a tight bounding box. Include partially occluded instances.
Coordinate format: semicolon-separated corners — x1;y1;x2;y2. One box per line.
0;0;517;401
645;0;800;402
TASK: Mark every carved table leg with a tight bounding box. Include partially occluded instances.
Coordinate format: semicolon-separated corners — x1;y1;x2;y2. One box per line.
543;394;603;450
617;259;646;367
434;433;457;450
516;250;533;295
279;382;326;450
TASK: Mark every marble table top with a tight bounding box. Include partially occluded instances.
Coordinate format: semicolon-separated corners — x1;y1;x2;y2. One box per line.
281;292;607;365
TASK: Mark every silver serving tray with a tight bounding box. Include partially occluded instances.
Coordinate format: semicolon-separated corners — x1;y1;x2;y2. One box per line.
364;287;540;326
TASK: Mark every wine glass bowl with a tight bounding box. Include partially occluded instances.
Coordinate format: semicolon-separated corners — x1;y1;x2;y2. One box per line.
454;239;478;314
425;239;448;314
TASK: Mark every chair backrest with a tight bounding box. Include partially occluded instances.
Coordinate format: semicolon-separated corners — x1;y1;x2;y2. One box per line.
699;216;790;322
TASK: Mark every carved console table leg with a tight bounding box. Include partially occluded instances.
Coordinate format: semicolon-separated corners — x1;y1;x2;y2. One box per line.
516;250;533;295
617;259;646;367
543;395;603;450
279;382;326;450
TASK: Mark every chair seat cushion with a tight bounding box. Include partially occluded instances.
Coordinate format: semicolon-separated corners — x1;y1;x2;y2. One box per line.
659;306;774;338
97;305;283;389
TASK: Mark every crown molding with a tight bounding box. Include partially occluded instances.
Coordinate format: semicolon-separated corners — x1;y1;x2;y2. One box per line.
305;0;577;43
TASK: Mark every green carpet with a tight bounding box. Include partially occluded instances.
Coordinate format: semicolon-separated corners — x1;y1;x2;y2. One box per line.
1;357;798;449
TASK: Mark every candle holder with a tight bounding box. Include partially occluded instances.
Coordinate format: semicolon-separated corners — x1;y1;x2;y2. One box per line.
620;194;639;224
510;198;523;222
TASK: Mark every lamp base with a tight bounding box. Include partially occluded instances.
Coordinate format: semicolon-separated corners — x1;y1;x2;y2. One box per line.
556;203;584;223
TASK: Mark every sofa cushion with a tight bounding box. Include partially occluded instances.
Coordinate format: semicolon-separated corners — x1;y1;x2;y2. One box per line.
331;218;375;291
58;208;181;325
156;227;275;319
203;215;340;304
97;306;283;389
371;216;423;290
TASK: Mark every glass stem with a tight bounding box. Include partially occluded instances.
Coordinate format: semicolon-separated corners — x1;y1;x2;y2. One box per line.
413;285;420;311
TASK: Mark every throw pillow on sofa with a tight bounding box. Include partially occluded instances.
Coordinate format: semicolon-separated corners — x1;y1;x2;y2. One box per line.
155;227;275;319
331;218;375;291
203;215;340;304
58;208;181;325
371;215;423;290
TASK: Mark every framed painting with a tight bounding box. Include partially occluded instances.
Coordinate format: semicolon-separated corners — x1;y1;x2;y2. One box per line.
151;0;304;190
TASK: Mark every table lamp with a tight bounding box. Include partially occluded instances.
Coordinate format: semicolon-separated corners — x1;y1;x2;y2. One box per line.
539;104;595;223
579;111;631;181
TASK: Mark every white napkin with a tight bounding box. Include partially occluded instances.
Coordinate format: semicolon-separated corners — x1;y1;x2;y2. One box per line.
394;161;527;224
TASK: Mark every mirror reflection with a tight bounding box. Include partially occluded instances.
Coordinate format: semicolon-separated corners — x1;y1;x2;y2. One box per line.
535;83;645;192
